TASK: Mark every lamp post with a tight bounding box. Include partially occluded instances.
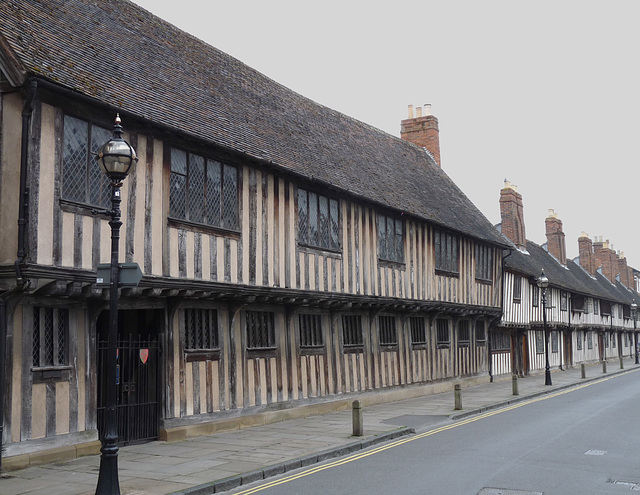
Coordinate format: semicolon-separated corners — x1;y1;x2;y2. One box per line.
93;114;137;495
632;302;638;365
537;269;552;386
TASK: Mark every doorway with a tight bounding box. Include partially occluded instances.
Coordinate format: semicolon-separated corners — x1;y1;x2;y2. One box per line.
97;309;162;445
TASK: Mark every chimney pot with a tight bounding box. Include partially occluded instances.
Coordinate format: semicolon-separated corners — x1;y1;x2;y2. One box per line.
416;106;423;118
408;104;414;119
423;103;432;116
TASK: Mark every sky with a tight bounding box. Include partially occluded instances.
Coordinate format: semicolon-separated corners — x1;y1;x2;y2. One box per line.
133;0;640;269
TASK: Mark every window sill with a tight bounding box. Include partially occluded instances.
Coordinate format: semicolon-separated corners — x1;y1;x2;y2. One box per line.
246;347;278;359
343;345;364;354
298;244;342;258
475;278;493;285
380;344;398;351
60;199;108;217
32;366;73;383
168;217;241;238
411;343;428;350
185;350;220;362
378;259;406;270
435;269;459;278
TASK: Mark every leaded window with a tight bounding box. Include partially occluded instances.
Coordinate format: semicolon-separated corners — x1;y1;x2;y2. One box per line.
576;331;583;350
410;316;427;345
512;275;522;303
594;299;600;315
246;311;276;349
342;315;363;347
475;244;493;282
33;307;68;368
62;115;111;208
457;320;470;347
475;320;486;345
377;214;404;263
434;229;459;274
378;316;397;346
299;313;323;348
491;331;510;352
170;148;238;230
587;331;593;349
551;331;558;353
185;308;218;350
532;284;540;307
298;189;339;250
560;292;568;311
535;330;544;354
436;318;450;348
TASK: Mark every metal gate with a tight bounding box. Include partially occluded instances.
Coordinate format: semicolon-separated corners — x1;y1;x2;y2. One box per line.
97;332;159;445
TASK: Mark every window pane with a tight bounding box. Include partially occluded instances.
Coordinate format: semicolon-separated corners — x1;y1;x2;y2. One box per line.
330;199;339;249
188;154;205;223
394;219;403;262
206;160;221;226
378;215;387;259
89;125;112;207
171;148;187;174
298;189;308;244
309;192;318;246
62;116;89;203
319;195;329;248
170;174;186;219
222;164;238;229
386;217;394;260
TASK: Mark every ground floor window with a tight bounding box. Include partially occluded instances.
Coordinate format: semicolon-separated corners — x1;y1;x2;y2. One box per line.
491;331;510;352
475;320;486;345
342;315;363;348
587;331;593;349
246;311;276;349
185;308;219;351
457;320;470;347
378;315;397;346
535;330;544;354
33;307;68;368
551;331;559;353
576;330;583;350
299;313;323;348
410;316;427;345
436;319;450;348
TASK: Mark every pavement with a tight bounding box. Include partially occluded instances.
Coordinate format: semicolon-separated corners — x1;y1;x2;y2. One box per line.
2;357;638;495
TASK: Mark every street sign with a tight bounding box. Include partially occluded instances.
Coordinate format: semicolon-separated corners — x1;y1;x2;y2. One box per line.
96;263;143;287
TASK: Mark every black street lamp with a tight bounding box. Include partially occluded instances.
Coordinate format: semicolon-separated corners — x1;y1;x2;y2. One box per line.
93;114;137;495
632;302;638;365
537;269;552;386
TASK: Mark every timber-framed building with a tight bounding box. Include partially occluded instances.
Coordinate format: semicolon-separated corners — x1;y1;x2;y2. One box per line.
0;0;510;468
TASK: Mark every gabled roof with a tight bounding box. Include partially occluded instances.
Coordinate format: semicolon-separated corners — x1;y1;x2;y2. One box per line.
0;0;509;248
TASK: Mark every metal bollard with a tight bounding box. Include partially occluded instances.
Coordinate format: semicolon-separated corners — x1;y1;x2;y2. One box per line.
352;400;363;436
454;384;462;411
581;363;586;379
620;357;624;369
512;374;519;396
602;360;607;373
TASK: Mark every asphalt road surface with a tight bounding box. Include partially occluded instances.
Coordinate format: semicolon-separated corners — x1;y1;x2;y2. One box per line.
228;369;640;495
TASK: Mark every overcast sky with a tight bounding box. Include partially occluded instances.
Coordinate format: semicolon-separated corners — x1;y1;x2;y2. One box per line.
133;0;640;271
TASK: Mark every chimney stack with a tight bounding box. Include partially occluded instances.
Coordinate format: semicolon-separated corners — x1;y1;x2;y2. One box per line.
578;232;596;276
594;237;617;283
401;104;441;166
545;209;566;266
617;252;631;288
499;180;526;250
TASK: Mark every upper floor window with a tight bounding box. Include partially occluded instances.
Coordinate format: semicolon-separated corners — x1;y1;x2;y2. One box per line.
378;315;397;346
298;189;339;251
475;244;493;282
62;115;111;208
531;284;540;307
377;214;404;263
299;313;323;348
33;307;68;368
434;229;459;275
594;299;600;315
560;292;568;311
410;316;427;345
512;275;522;303
170;148;239;230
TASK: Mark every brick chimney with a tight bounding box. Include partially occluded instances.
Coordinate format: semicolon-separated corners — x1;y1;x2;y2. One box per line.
545;209;566;265
401;104;441;166
594;237;617;282
499;180;526;250
578;232;596;276
617;252;631;288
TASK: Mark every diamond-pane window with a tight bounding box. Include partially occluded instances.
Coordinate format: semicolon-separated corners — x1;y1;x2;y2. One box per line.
32;307;68;367
62;115;111;208
169;148;238;230
297;188;340;251
185;308;218;350
378;214;404;263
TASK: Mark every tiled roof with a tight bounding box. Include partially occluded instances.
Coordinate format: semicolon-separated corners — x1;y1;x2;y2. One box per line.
505;240;638;304
0;0;509;248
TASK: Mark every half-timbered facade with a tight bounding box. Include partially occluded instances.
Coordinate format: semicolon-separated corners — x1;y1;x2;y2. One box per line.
496;182;639;377
0;0;510;467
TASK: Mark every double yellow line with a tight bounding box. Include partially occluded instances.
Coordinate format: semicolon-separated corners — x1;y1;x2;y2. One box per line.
233;369;637;494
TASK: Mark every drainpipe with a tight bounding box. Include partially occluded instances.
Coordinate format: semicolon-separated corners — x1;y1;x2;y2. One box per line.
15;79;38;287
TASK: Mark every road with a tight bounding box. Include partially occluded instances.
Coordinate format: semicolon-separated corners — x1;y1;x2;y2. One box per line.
228;370;640;495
